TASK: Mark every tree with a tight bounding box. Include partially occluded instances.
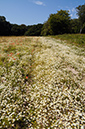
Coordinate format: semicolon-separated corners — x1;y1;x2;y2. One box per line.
10;24;26;36
0;16;6;22
76;4;85;33
82;22;85;33
19;24;27;35
11;24;20;36
24;24;43;36
0;16;11;35
41;10;71;35
70;19;80;33
41;21;51;35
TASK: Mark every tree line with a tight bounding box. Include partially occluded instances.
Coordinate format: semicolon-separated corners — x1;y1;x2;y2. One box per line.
0;4;85;36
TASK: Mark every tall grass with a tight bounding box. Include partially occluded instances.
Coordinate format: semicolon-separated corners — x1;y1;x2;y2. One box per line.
52;34;85;47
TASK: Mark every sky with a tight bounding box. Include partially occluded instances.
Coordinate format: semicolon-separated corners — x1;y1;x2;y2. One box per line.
0;0;85;25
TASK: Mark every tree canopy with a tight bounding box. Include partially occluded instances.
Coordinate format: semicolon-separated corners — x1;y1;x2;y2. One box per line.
0;4;85;36
76;4;85;33
41;10;71;35
24;24;43;36
0;16;11;36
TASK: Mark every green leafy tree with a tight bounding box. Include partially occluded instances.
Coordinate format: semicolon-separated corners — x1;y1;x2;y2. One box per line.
0;16;6;22
70;19;80;33
41;21;51;35
25;24;43;36
50;10;71;34
82;22;85;33
0;16;11;35
11;24;27;36
41;10;71;35
76;4;85;33
11;24;20;36
19;24;27;35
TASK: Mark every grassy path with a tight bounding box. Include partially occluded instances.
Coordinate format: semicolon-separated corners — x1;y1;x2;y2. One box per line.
0;36;85;128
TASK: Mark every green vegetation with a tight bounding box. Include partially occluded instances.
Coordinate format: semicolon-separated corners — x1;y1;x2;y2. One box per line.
24;24;43;36
0;4;85;36
0;4;85;128
76;4;85;33
52;34;85;47
41;10;71;35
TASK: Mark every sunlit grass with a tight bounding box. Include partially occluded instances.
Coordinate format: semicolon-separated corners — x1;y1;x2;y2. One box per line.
0;36;85;128
52;34;85;48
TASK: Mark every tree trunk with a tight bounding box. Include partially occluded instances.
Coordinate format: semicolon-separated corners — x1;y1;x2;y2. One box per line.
80;28;82;33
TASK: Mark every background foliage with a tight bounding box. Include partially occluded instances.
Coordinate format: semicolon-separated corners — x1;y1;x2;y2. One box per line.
0;4;85;36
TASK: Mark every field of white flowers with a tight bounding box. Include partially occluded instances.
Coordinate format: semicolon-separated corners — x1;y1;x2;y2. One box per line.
0;36;85;129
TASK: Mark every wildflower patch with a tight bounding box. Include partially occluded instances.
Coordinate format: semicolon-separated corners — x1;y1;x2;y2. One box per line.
0;36;85;128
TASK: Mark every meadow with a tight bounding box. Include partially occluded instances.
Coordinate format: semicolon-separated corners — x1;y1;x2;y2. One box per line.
52;34;85;47
0;36;85;128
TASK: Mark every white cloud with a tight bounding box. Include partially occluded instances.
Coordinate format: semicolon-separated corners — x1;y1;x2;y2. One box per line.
70;14;73;17
70;8;78;19
68;9;71;13
72;8;76;12
34;1;45;6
